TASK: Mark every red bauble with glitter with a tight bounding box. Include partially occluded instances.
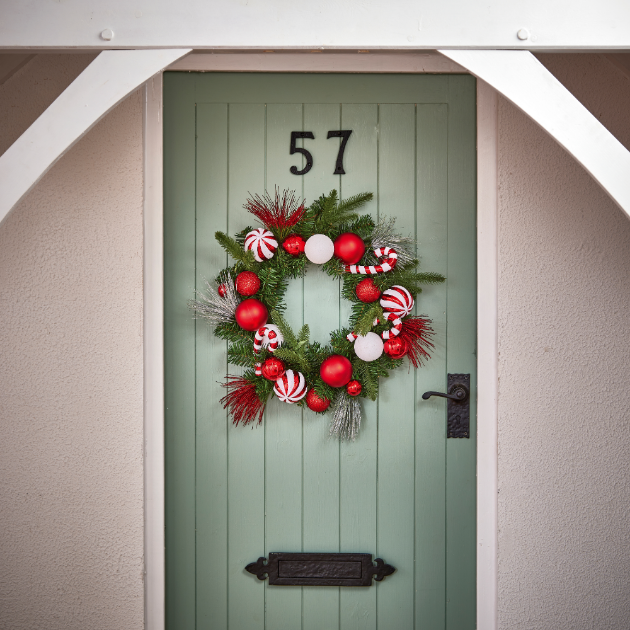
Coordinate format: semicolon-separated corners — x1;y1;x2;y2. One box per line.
355;278;381;303
235;271;261;296
334;232;366;265
218;283;228;297
305;389;331;412
320;355;353;388
383;336;408;360
346;380;362;396
282;234;306;256
261;357;286;381
235;298;268;331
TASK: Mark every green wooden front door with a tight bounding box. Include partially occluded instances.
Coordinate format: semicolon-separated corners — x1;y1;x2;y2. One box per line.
164;72;476;630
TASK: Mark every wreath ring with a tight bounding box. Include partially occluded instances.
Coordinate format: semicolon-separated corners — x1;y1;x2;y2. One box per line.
190;189;445;440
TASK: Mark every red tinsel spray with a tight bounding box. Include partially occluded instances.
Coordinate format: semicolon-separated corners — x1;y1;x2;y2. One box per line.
397;316;435;368
244;188;306;233
220;375;266;426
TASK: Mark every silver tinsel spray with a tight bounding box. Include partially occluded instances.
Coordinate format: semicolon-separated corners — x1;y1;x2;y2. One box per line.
329;391;362;441
370;216;416;267
189;270;239;326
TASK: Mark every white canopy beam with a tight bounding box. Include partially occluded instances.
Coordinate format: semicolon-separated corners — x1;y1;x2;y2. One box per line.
439;50;630;219
0;48;190;225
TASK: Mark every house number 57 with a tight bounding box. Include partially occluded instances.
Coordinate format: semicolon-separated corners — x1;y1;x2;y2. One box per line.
289;130;353;176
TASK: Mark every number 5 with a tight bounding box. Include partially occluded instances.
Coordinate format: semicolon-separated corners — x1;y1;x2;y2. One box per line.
290;131;315;175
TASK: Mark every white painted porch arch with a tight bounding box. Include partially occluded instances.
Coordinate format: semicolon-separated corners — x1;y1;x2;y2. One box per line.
0;48;190;224
0;49;628;226
439;49;630;216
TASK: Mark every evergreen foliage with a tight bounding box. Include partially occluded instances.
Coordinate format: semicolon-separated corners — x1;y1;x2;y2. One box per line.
201;188;445;426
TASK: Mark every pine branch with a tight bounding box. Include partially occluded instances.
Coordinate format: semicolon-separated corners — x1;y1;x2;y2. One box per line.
274;348;310;374
269;309;297;347
215;231;258;270
354;303;384;336
227;339;258;368
297;324;310;345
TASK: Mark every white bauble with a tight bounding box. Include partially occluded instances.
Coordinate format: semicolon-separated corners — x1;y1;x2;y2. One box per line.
354;332;384;362
304;234;335;264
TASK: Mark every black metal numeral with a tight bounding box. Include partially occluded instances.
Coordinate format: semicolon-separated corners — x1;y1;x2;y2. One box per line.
327;130;353;175
290;131;315;175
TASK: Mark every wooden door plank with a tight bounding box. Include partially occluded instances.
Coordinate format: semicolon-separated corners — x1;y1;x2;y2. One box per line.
195;103;229;630
163;73;197;630
445;76;477;630
194;73;449;105
376;103;417;629
227;103;267;630
415;104;449;629
302;103;342;630
338;103;379;630
264;103;305;630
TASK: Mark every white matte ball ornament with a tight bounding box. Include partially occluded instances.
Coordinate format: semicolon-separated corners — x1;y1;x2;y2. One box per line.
304;234;335;264
353;332;384;362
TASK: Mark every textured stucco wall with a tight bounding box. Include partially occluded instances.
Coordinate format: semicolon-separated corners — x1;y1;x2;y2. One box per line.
0;55;145;630
498;54;630;630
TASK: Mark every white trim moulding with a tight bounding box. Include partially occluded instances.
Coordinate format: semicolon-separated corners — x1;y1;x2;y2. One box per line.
168;51;466;73
476;79;499;630
144;51;499;630
0;48;190;225
440;49;630;219
144;74;166;630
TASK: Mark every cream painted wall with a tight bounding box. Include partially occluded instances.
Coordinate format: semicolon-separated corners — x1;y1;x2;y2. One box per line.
0;55;144;630
1;52;629;630
498;54;630;630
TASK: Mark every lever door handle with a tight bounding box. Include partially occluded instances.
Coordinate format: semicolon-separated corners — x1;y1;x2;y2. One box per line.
421;374;470;438
421;385;468;402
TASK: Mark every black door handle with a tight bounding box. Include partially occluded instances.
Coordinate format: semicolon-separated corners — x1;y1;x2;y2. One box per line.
422;385;468;402
421;374;470;438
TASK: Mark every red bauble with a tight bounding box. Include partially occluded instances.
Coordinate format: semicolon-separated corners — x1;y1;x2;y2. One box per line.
306;389;331;412
261;357;286;381
334;232;366;265
355;278;381;303
282;234;306;256
235;298;268;331
218;283;228;297
346;380;362;396
383;336;408;360
235;271;261;296
320;355;353;388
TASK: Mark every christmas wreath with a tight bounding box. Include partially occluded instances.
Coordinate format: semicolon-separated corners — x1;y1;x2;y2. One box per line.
190;189;445;440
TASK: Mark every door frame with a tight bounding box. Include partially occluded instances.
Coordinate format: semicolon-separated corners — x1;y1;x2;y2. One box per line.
144;53;498;630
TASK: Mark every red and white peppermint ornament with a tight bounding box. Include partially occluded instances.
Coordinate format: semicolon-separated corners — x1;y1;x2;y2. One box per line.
345;247;398;275
245;228;278;262
253;324;283;354
274;369;308;403
380;285;414;318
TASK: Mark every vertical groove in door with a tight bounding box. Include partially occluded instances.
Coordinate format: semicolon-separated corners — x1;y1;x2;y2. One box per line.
225;102;230;630
415;103;448;629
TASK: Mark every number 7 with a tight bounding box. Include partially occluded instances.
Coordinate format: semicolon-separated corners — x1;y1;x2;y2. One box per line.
327;130;353;175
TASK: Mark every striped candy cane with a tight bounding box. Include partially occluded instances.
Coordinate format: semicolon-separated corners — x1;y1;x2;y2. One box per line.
381;313;403;339
347;318;380;342
255;362;263;376
345;247;398;275
253;324;284;354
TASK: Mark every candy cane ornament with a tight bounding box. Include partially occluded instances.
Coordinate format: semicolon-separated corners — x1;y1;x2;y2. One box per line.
255;362;263;376
345;247;398;275
253;324;284;354
245;228;278;262
274;369;308;403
